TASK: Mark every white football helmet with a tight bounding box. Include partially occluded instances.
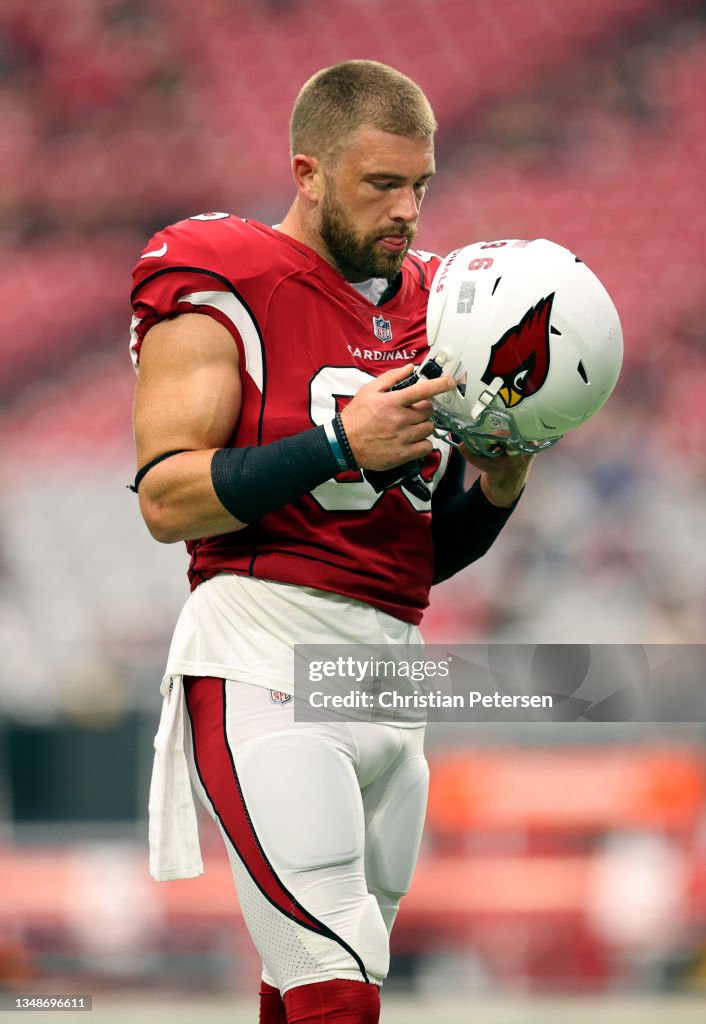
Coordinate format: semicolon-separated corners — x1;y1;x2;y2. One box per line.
422;239;623;457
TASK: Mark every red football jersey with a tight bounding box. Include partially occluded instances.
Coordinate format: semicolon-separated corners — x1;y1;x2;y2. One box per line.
130;214;450;624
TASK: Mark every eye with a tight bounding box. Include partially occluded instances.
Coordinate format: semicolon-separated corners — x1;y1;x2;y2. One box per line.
514;369;528;391
369;180;430;193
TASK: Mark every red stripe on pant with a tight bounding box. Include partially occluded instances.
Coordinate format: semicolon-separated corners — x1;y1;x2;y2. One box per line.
184;676;325;932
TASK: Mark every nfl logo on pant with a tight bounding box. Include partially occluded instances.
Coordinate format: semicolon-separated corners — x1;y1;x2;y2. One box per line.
269;690;292;704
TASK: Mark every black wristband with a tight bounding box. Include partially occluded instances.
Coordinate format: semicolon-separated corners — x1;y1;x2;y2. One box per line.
332;413;358;470
211;425;340;525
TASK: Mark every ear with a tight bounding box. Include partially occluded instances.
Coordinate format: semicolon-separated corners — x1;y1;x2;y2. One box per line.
292;154;323;204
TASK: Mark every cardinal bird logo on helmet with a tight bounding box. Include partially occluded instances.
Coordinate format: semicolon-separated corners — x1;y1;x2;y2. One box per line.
481;294;554;407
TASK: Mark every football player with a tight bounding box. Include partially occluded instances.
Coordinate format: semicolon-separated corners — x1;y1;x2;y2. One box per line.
130;61;548;1024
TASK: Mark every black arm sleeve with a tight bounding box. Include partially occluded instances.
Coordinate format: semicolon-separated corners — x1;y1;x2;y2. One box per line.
211;425;339;524
431;449;522;584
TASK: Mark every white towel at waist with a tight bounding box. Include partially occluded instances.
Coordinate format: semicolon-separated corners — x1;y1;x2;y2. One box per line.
148;674;204;881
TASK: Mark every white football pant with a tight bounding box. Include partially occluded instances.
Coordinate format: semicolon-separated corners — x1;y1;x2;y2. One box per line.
183;676;428;996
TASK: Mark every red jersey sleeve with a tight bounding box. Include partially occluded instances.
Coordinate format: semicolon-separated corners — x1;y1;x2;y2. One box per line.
129;214;240;369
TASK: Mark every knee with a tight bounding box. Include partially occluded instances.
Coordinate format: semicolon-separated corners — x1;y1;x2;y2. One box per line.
367;887;403;937
354;893;390;983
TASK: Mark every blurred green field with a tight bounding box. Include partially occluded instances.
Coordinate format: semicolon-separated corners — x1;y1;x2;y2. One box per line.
7;994;706;1024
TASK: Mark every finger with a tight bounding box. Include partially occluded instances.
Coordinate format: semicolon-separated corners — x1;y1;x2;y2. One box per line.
460;443;535;464
368;363;416;392
458;445;504;469
463;452;511;470
396;374;456;407
406;438;434;460
406;420;436;443
408;399;433;415
405;405;435;425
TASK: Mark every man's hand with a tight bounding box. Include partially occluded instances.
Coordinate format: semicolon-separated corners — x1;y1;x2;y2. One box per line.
339;363;455;471
460;445;534;507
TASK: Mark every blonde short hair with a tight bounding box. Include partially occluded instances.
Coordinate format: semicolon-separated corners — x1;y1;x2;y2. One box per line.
290;60;437;165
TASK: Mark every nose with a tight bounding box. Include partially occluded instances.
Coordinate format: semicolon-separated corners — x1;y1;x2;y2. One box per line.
389;185;421;223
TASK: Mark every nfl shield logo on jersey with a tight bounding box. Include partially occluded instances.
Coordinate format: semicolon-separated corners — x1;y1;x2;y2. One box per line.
372;315;393;343
269;690;292;705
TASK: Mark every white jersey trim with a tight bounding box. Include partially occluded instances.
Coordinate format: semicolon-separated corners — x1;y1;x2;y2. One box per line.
179;289;264;393
129;314;142;371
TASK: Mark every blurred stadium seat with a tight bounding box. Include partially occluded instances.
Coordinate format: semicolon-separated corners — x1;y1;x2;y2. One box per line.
0;0;704;998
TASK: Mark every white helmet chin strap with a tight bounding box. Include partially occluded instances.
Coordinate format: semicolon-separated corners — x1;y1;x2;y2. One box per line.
469;376;504;422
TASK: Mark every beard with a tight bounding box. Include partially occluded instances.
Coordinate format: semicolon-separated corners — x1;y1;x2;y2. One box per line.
319;184;416;282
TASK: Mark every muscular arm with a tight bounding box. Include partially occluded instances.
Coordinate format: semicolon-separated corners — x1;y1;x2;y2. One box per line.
133;315;457;544
133;313;247;542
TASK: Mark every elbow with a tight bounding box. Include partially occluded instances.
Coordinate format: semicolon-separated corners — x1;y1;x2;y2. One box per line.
147;522;182;545
139;494;183;544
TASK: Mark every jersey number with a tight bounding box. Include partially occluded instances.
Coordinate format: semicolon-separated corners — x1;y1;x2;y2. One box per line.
308;366;449;512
